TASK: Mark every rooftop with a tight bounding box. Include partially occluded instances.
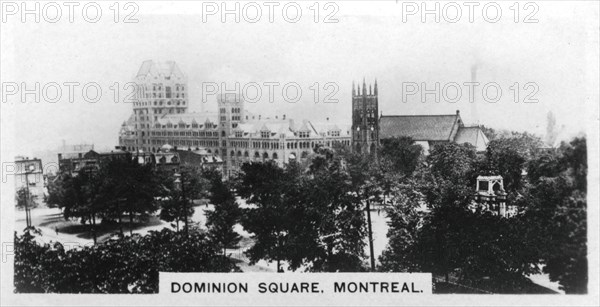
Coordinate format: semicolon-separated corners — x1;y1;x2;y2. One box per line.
379;113;462;141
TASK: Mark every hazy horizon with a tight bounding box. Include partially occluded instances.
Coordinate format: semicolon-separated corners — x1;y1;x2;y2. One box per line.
2;1;598;159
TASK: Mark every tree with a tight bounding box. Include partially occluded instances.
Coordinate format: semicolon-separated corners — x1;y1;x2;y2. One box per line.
237;161;293;271
45;175;66;209
46;159;162;241
523;137;587;293
335;147;387;271
482;138;528;192
286;152;367;272
378;179;424;272
480;125;498;141
421;142;478;209
383;141;542;288
238;152;368;272
47;169;103;243
378;136;423;176
14;228;239;293
15;187;38;210
204;168;242;256
159;191;192;232
158;166;207;236
101;159;160;236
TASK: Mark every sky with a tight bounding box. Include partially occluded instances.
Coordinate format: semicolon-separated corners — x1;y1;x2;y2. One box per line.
1;0;598;160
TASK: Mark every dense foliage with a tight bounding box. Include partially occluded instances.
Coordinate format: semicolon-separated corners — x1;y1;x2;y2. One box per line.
204;168;242;255
521;137;588;293
45;159;162;241
14;228;239;293
159;166;208;234
378;134;587;294
237;147;367;272
15;187;38;210
21;129;588;294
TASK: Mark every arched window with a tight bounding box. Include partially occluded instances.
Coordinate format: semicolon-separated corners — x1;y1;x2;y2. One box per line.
221;131;226;137
263;152;269;160
301;151;308;159
254;152;260;158
244;151;249;157
237;151;242;157
272;152;278;160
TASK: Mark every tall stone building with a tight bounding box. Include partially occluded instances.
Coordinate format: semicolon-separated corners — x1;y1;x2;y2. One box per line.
120;60;189;151
351;79;379;154
119;61;351;177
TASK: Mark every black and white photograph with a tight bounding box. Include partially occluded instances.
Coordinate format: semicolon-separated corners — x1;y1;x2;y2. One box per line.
0;1;598;306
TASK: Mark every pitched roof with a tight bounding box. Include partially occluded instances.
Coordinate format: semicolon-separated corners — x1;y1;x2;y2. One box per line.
158;112;218;127
379;114;462;141
235;119;296;138
454;126;489;151
136;60;185;78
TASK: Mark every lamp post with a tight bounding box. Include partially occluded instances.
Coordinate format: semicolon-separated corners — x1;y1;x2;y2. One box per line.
173;172;189;236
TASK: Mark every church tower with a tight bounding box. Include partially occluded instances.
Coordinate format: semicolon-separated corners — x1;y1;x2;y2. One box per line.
351;79;379;154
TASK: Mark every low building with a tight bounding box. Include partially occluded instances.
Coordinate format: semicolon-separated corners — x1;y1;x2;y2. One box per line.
14;157;44;205
58;149;131;175
379;110;489;154
176;147;224;174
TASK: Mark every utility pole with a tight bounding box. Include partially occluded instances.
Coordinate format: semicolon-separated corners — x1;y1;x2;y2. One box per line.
24;169;31;228
366;196;375;271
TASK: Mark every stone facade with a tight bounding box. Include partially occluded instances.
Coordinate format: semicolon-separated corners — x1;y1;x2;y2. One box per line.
351;79;379;154
119;61;351;177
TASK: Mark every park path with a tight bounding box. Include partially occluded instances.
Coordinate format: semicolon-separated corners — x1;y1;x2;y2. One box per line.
15;207;275;272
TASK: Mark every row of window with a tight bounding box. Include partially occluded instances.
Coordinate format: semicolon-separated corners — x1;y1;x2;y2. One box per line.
246;141;281;150
150;131;220;137
160;123;216;130
297;131;310;138
146;84;186;92
228;151;281;160
154;100;185;106
147;139;220;147
127;146;218;155
122;140;353;158
132;135;352;149
134;100;187;107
